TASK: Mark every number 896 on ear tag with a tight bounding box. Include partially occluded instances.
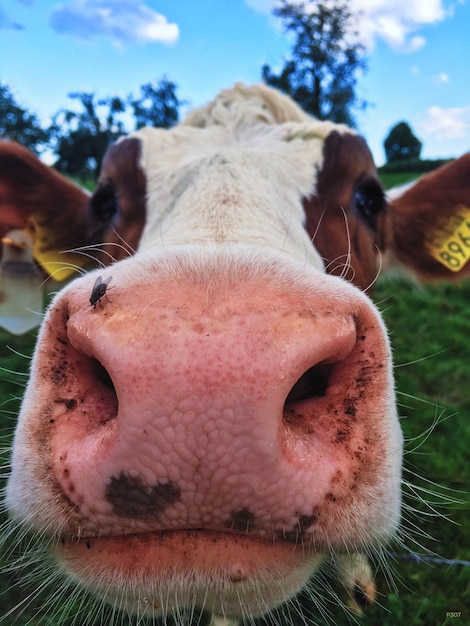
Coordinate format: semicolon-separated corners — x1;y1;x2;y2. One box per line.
428;206;470;272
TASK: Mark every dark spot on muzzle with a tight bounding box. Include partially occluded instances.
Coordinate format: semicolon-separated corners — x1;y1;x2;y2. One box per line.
54;398;77;410
225;507;256;532
282;512;318;543
343;397;357;417
106;472;181;519
51;361;68;385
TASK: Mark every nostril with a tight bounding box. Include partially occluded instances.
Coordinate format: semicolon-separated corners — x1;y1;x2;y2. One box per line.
284;362;335;405
85;358;118;424
63;309;119;425
90;358;115;392
282;329;359;427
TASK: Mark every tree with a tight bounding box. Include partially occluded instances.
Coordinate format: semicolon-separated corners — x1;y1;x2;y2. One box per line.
129;77;182;130
384;121;423;163
50;92;126;178
0;82;50;154
49;78;183;179
262;0;368;126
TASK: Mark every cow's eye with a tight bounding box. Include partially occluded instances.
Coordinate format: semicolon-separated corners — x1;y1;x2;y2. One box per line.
354;179;385;230
90;182;118;222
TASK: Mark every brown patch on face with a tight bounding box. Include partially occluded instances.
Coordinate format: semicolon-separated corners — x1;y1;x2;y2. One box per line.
304;132;386;292
105;472;181;519
89;138;147;265
225;507;256;532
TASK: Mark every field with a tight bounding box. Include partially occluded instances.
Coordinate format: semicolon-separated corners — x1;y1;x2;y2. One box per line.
0;170;469;624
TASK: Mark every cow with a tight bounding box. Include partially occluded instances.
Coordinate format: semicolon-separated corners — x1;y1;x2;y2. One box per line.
1;82;469;626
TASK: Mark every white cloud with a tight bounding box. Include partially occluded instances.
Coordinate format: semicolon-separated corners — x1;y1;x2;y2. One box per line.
245;0;447;52
50;0;179;46
406;35;426;52
418;105;470;140
351;0;445;51
433;72;450;84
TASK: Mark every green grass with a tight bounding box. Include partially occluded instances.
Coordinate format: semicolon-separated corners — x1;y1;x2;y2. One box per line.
379;171;420;190
368;279;470;625
377;159;452;192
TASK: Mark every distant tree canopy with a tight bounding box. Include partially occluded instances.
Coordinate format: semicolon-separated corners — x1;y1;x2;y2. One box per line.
51;79;182;178
0;78;183;180
384;121;423;163
262;0;368;126
50;93;126;178
129;77;182;130
0;82;50;154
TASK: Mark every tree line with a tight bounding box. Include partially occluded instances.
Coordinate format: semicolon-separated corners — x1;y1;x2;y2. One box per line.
0;78;182;179
1;0;423;180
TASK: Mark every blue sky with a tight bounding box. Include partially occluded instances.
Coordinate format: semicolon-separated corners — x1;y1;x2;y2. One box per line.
1;0;469;165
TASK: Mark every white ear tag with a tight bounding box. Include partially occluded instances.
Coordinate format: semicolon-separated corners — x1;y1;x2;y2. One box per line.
0;229;44;335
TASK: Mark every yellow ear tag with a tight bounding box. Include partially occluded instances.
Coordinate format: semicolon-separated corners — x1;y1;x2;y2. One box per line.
427;206;470;272
32;246;87;282
0;229;44;335
29;216;89;282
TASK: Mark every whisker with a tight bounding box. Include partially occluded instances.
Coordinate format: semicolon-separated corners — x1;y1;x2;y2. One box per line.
338;206;352;282
364;244;383;293
110;225;136;256
309;208;327;245
395;349;448;368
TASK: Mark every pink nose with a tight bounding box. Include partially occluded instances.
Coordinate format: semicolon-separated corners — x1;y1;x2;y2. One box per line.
40;258;394;548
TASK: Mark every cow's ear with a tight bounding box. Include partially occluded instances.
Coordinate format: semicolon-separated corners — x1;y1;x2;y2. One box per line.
385;153;470;280
0;141;93;281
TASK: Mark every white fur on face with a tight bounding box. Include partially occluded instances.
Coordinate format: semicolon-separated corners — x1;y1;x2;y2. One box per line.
133;120;355;271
